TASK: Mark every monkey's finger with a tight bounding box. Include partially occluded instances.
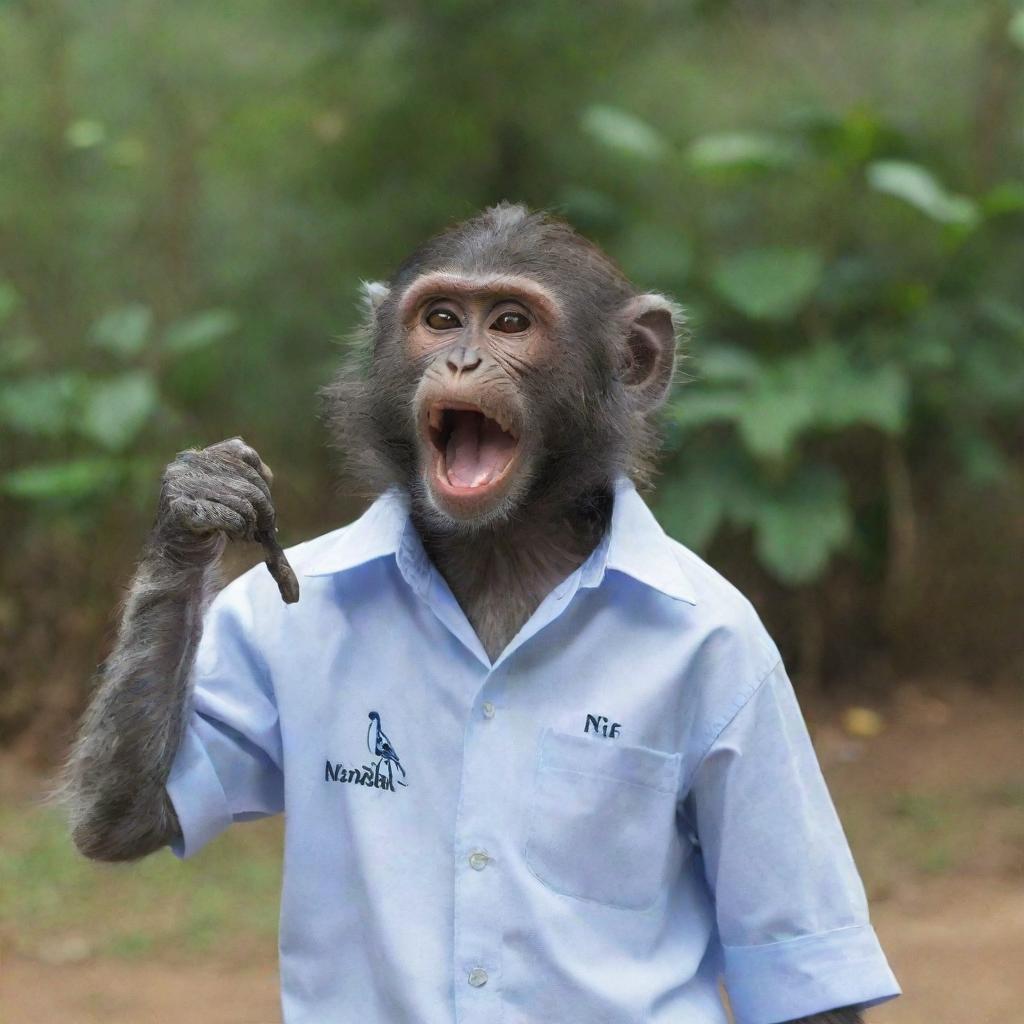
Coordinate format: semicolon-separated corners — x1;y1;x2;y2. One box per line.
203;476;275;534
169;497;249;538
256;529;300;605
185;484;262;540
224;457;274;508
210;437;274;487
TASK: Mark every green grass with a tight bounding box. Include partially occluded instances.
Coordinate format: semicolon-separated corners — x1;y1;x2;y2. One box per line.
841;779;1024;890
3;771;1021;963
0;797;282;963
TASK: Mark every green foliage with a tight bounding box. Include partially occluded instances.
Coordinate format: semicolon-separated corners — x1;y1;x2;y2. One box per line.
89;305;153;359
1009;9;1024;50
711;248;824;322
687;132;802;174
0;280;19;322
0;458;125;502
0;290;234;503
671;342;908;460
866;160;980;228
580;106;669;163
753;465;852;586
0;0;1021;651
644;88;1023;588
79;371;159;451
163;310;240;355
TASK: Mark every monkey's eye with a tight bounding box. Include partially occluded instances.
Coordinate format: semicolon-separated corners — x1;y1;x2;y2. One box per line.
425;308;462;331
491;311;530;334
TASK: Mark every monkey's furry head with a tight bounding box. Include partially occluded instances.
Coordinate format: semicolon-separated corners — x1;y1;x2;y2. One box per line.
323;203;684;528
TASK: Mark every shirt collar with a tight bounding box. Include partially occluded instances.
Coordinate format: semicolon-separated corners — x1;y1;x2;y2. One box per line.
302;477;697;605
302;487;419;578
584;476;697;604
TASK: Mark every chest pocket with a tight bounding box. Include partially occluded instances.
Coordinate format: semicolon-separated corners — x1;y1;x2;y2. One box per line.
524;728;683;911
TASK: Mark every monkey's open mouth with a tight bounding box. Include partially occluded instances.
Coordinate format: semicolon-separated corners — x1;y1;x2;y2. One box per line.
426;402;520;492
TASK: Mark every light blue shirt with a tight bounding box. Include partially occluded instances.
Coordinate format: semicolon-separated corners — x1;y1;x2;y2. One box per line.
167;478;900;1024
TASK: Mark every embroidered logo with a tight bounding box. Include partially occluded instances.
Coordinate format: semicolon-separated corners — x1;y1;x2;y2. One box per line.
585;713;621;739
324;710;409;792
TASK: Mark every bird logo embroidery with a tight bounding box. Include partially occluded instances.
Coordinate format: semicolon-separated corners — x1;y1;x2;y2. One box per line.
367;711;408;788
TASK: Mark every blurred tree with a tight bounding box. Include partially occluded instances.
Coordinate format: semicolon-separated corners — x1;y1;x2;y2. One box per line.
1;0;1022;749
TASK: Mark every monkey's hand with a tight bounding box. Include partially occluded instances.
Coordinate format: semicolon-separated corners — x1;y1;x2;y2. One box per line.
155;436;299;604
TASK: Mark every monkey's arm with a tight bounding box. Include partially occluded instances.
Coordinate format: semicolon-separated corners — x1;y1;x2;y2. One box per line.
65;541;223;861
65;437;285;862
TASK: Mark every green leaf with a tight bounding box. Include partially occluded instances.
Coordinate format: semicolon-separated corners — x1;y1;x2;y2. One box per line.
77;371;159;451
678;343;907;457
753;465;852;585
699;344;762;384
613;225;692;289
983;181;1024;216
65;119;107;149
581;106;668;162
687;132;800;173
866;160;980;227
1010;9;1024;50
0;335;40;372
1;459;124;501
784;106;890;163
657;449;764;549
804;345;908;433
668;390;745;431
89;305;153;359
950;425;1010;486
0;280;19;323
656;470;727;551
735;380;817;459
711;247;824;321
0;374;83;437
980;297;1024;339
958;338;1024;411
163;309;240;355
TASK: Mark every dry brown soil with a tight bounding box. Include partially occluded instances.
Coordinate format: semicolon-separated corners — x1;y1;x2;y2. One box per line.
2;684;1022;1024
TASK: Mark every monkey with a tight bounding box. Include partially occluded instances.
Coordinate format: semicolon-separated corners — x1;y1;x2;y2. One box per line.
65;204;893;1024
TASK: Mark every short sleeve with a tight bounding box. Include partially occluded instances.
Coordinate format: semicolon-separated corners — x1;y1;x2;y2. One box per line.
690;661;900;1024
165;577;284;859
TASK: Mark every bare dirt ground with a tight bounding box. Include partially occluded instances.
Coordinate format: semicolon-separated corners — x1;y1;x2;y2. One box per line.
2;683;1022;1024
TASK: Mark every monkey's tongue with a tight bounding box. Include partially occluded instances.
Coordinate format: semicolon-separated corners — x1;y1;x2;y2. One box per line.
445;411;516;488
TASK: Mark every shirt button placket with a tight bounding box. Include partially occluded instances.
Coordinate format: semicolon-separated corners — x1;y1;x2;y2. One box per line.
453;687;505;1023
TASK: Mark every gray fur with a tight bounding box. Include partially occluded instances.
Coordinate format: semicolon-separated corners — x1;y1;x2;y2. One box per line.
64;437;277;860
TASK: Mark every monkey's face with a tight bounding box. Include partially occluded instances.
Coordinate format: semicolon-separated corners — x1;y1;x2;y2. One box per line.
325;206;682;527
400;273;556;525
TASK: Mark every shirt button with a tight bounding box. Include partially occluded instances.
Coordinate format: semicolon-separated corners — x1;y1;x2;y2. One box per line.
467;967;488;988
468;849;490;871
481;701;496;719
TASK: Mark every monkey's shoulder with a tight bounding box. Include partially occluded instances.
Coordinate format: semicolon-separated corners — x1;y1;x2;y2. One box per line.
650;535;781;683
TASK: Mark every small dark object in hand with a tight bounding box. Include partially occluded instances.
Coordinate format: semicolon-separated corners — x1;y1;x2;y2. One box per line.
256;528;300;604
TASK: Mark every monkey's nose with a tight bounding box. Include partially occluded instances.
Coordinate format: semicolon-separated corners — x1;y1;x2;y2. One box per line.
446;345;482;375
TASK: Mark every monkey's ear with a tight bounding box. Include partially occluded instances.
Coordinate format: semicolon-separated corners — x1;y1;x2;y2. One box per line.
619;293;682;410
359;280;391;321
